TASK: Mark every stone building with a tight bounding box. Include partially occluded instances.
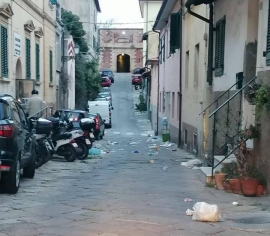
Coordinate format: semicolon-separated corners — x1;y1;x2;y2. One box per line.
0;0;57;107
99;28;143;72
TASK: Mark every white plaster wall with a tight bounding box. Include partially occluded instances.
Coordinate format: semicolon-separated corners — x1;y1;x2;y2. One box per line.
213;0;249;92
158;1;180;129
257;0;270;72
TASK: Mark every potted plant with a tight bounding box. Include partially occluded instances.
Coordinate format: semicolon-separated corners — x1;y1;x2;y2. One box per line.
254;84;270;121
214;170;226;190
244;83;260;105
221;162;241;194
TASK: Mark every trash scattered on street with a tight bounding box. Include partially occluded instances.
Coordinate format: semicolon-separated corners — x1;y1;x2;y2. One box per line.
146;138;155;143
232;202;239;206
134;150;139;153
163;165;168;171
184;198;193;202
130;142;138;145
118;149;124;151
160;141;173;147
192;166;200;170
148;145;159;150
150;160;154;164
192;202;221;222
181;159;202;168
94;144;102;149
107;141;115;145
113;132;120;135
186;209;194;216
172;149;177;151
88;148;101;156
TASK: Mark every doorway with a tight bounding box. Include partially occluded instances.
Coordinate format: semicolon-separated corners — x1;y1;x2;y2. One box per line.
117;54;130;72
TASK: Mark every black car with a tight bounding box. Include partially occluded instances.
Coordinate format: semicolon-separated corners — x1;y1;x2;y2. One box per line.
101;69;114;83
54;109;89;130
0;94;36;194
88;113;105;140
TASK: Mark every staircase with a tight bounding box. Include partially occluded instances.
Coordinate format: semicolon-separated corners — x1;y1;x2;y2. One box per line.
200;76;257;183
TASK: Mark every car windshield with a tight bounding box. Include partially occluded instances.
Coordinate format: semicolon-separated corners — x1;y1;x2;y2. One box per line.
101;77;108;82
102;71;112;75
63;111;83;121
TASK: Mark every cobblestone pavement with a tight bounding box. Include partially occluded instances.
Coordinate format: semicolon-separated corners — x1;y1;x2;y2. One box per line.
0;73;270;236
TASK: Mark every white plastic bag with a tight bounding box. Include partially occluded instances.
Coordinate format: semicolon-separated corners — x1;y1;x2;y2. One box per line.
192;202;221;222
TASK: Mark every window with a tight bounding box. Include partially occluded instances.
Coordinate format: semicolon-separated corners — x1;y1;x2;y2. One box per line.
93;36;96;50
10;102;20;123
184;129;187;145
36;43;40;81
185;51;189;88
49;50;53;82
172;92;175;118
193;133;198;152
1;26;8;78
16;102;27;126
266;1;270;66
194;43;199;87
26;38;31;79
215;17;226;76
170;12;180;54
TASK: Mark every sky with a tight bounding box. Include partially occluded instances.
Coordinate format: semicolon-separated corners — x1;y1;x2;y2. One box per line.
97;0;144;28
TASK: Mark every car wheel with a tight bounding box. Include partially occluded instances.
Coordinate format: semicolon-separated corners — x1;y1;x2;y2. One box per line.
6;158;21;194
107;123;112;129
100;130;104;139
23;147;36;178
95;135;100;140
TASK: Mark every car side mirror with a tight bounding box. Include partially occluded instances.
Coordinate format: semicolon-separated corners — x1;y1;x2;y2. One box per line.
103;120;106;123
112;107;114;110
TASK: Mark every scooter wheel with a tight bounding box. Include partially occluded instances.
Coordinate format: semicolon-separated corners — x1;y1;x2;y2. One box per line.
64;145;77;162
35;146;45;169
76;142;88;160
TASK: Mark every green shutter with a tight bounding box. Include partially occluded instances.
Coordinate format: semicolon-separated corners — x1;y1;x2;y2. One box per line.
50;0;58;5
36;44;40;81
170;12;180;54
159;38;162;64
266;1;270;66
1;26;8;78
214;17;226;77
162;36;165;62
26;38;31;79
50;50;53;82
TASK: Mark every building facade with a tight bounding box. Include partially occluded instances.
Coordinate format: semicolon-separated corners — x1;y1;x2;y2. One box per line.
99;28;143;72
0;0;57;107
59;0;101;60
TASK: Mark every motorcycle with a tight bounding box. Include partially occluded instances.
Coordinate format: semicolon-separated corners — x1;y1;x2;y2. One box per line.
43;117;78;162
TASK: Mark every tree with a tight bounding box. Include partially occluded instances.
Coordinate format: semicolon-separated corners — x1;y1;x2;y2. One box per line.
61;9;89;52
75;54;87;109
85;59;100;101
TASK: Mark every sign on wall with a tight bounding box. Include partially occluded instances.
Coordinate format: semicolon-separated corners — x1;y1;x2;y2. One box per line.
14;32;21;57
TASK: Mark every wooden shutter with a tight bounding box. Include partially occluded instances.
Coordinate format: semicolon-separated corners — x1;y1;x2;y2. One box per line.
26;38;31;79
170;12;180;54
1;26;8;78
266;1;270;66
49;50;53;82
36;44;40;81
214;17;226;76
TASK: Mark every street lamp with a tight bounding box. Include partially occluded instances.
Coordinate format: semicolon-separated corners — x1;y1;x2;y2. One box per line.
61;43;80;62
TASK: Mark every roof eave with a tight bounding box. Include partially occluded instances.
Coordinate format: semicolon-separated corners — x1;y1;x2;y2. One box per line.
185;0;215;8
94;0;101;12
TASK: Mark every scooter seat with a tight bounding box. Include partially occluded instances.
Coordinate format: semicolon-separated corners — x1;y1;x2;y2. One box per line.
54;132;72;141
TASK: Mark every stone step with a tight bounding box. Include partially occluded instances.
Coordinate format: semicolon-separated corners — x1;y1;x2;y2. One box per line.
200;167;215;184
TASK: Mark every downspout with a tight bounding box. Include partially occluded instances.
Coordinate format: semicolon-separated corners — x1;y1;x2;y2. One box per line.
178;0;183;147
152;28;160;135
186;2;214;85
43;0;46;103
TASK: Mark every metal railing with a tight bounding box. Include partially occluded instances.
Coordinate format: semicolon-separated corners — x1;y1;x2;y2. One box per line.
202;76;257;176
28;106;54;119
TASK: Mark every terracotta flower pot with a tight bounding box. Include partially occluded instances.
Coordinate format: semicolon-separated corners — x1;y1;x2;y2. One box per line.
263;187;268;195
229;179;242;194
223;181;233;193
214;173;225;190
240;178;259;197
256;185;264;196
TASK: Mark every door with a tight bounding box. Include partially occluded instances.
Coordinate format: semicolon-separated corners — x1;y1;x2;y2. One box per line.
14;101;32;166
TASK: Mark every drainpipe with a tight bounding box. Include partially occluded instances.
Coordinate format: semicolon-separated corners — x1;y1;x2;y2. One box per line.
152;28;160;135
178;0;184;147
43;0;46;103
186;2;214;85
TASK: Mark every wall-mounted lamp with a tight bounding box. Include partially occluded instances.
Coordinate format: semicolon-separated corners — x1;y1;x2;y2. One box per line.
121;53;124;56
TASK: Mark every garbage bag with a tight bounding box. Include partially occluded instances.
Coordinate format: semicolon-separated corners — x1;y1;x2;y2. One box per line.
192;202;221;222
88;148;101;156
185;159;202;168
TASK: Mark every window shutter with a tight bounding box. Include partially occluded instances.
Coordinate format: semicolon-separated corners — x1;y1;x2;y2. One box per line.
214;17;226;76
1;26;8;78
50;0;58;5
26;38;31;79
50;50;53;82
266;1;270;66
170;12;180;54
36;44;40;81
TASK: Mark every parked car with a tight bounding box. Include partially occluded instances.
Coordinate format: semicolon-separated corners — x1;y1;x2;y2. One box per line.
100;87;111;94
101;69;114;83
132;74;142;86
0;94;36;194
98;92;112;104
88;113;105;140
54;109;88;129
100;76;111;87
132;68;141;75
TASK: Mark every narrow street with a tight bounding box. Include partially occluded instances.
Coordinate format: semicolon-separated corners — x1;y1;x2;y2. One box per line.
0;73;270;236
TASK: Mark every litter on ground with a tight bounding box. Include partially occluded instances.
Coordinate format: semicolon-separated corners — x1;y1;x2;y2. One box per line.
181;159;202;168
150;160;154;164
232;202;239;206
130;142;138;145
88;148;101;156
184;198;193;202
134;150;139;153
191;202;221;222
186;209;194;216
163;165;168;171
160;141;173;147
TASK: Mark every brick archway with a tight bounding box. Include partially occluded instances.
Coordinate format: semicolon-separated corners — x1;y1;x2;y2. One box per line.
117;54;130;72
